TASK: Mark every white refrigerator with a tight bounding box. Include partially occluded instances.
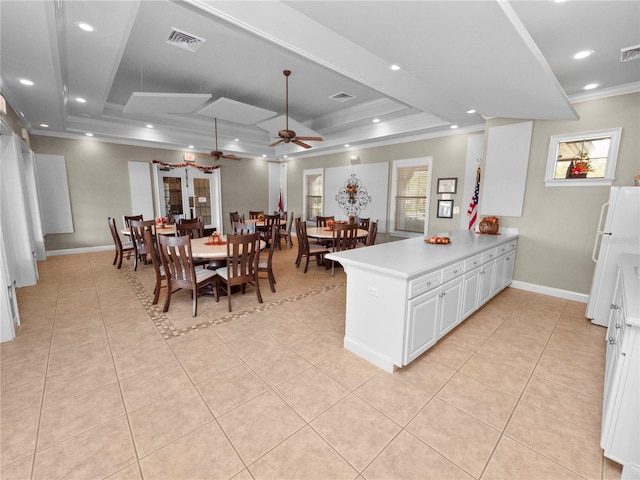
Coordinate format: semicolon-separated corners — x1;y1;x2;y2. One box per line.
586;187;640;327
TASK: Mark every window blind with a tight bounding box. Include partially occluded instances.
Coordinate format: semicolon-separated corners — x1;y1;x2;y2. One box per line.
395;165;428;232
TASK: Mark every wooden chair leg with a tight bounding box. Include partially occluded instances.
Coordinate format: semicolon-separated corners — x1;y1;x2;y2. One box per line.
192;286;198;317
162;281;172;312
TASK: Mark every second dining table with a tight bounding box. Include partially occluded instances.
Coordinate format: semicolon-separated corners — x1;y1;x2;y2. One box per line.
305;226;369;241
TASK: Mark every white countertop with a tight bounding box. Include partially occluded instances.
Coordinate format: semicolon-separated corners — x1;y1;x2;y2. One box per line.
326;229;518;279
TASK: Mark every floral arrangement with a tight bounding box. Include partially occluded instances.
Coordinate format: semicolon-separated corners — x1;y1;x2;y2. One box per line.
569;152;592;176
155;217;168;226
326;219;334;229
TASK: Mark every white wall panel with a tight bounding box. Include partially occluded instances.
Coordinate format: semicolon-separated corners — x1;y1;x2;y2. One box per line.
34;154;74;234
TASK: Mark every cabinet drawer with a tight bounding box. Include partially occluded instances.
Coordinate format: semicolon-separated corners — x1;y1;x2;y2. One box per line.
496;241;517;255
409;271;442;298
482;248;497;263
443;262;464;282
464;254;482;272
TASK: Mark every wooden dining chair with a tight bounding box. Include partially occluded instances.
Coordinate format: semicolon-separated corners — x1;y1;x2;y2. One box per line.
278;211;294;249
295;220;329;273
213;232;263;312
258;223;278;292
123;214;143;229
129;219;156;271
233;222;255;235
249;210;264;220
157;234;216;317
229;211;244;228
357;220;379;248
357;217;370;243
328;223;358;275
315;215;335;247
108;217;135;269
262;214;280;244
176;220;207;267
143;228;166;305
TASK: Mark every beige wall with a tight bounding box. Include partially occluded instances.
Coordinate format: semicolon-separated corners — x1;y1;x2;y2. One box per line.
28;92;639;294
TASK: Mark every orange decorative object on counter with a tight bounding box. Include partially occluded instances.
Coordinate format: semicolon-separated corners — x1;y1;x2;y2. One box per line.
478;216;499;234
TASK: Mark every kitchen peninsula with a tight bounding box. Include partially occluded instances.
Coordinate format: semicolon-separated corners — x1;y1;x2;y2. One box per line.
326;229;518;372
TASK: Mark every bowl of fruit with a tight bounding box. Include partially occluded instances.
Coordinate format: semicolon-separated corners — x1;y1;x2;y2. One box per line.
425;235;451;245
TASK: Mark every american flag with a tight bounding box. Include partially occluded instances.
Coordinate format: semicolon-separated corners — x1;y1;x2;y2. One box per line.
468;167;481;230
278;190;283;213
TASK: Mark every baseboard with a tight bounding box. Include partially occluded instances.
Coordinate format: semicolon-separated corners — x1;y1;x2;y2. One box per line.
46;245;114;256
510;280;589;304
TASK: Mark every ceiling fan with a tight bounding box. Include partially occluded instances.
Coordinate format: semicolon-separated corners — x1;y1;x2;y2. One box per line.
269;70;323;150
196;118;241;161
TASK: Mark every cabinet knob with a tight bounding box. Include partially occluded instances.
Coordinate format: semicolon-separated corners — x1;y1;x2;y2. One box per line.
609;337;616;345
453;269;458;274
426;281;431;286
610;304;619;310
615;323;621;329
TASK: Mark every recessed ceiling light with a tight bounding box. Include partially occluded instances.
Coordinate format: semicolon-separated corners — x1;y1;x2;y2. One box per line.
76;97;86;103
283;155;288;158
76;22;95;32
188;145;194;149
234;138;239;142
390;64;401;71
19;79;34;86
583;83;599;90
466;109;476;114
40;123;49;128
344;144;350;148
262;154;267;158
85;133;93;137
573;50;594;60
145;124;154;129
450;124;459;129
372;118;380;123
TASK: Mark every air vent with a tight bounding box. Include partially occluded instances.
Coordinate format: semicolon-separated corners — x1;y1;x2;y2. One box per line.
620;44;640;63
166;28;205;53
329;91;356;103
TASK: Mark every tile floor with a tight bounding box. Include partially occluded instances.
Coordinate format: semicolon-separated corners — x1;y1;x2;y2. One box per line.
1;243;624;479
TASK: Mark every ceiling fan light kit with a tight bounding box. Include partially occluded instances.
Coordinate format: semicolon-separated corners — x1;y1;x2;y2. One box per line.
269;70;323;150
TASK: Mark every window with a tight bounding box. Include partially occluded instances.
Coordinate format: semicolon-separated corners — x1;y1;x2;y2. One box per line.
303;168;323;221
544;128;622;187
390;158;432;235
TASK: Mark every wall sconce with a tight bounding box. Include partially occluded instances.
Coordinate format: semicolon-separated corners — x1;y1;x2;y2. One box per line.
349;155;360;164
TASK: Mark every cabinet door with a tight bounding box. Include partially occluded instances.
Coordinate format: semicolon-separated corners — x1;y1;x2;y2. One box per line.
602;273;624;442
438;276;463;337
493;254;507;296
504;251;516;287
478;260;496;306
405;289;439;364
461;268;480;320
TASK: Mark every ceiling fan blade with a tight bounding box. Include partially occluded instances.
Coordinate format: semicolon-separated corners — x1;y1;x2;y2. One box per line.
295;136;323;142
269;139;284;147
222;153;242;160
293;140;312;149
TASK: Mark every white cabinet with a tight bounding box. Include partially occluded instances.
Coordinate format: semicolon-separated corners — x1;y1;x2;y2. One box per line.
405;288;440;364
601;254;640;477
437;276;463;337
478;259;496;306
461;267;480;320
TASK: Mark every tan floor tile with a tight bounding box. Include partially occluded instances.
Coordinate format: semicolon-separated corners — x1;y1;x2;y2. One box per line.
45;339;111;374
394;357;456;395
167;326;224;356
43;359;117;406
407;397;500;477
226;331;284;364
0;455;33;480
32;416;136;480
317;350;382;391
288;331;343;364
422;338;474;370
120;361;192;412
477;331;542;373
107;325;166;357
104;462;142;480
112;342;177;380
49;323;107;353
139;422;244;479
274;367;349;422
209;316;260;342
522;375;602;435
0;410;39;467
128;385;213;458
217;390;305;464
483;435;584;480
249;425;358;480
459;352;531;397
37;383;125;450
364;430;473;480
355;372;431;426
0;380;44;422
311;394;401;472
436;373;518;430
232;468;255;480
198;365;270;417
262;317;315;344
505;402;602;479
534;351;604;399
603;456;623;480
0;353;48;391
173;342;243;385
248;344;312;386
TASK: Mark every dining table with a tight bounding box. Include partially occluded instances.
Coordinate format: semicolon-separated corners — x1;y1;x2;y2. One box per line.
306;226;369;240
121;225;176;236
190;235;266;260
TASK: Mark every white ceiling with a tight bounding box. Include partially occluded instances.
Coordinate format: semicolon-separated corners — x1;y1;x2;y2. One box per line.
1;0;639;160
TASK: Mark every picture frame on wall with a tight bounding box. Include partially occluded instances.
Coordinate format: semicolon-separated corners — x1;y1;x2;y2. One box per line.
437;177;457;194
437;199;454;218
